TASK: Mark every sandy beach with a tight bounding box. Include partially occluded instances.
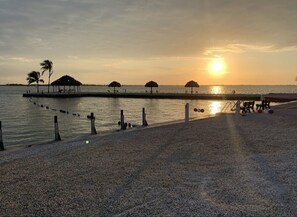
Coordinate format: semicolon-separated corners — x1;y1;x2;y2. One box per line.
0;101;296;216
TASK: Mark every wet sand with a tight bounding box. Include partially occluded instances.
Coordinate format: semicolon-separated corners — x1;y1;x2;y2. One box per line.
0;101;296;216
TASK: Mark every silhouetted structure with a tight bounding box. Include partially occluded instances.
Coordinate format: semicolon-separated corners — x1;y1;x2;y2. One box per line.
145;80;158;94
51;75;82;92
185;80;199;94
108;81;121;93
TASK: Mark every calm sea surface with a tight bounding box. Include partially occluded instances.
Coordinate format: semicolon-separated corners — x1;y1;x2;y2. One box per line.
0;85;296;147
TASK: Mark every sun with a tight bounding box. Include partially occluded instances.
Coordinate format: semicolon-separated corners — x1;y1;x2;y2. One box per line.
208;58;226;76
211;61;223;72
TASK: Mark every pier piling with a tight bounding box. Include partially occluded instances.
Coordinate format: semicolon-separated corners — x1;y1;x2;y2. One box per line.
90;113;97;135
0;121;4;151
120;110;126;130
54;116;61;141
235;100;241;115
142;108;148;126
185;103;190;122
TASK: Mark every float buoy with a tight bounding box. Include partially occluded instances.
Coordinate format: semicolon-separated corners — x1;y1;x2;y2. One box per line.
194;108;205;113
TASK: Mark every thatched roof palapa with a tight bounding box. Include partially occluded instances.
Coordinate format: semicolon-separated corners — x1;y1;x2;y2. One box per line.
145;80;158;94
145;80;158;88
51;75;82;86
108;81;121;88
108;81;121;93
185;80;199;88
51;75;82;91
185;80;199;94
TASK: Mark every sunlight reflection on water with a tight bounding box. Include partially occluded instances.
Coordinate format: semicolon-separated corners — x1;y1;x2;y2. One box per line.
209;101;222;114
210;86;222;94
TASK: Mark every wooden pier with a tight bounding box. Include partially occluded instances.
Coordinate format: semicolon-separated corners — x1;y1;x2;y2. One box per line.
23;92;262;101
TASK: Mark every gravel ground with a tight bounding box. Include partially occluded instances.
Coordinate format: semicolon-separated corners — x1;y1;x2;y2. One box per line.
0;101;296;217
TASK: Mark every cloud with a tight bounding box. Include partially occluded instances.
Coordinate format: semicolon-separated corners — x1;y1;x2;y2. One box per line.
9;57;37;63
0;56;39;63
204;43;297;55
0;0;296;84
0;0;296;59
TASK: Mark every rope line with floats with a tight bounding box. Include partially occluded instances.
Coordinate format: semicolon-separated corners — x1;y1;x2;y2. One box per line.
28;98;82;118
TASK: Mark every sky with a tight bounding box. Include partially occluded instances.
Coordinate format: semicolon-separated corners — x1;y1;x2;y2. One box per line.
0;0;296;85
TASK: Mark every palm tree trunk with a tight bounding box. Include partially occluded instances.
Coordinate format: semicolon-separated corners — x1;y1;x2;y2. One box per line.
48;73;50;93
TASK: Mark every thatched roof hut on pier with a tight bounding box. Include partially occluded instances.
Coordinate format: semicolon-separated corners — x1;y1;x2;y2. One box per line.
51;75;82;92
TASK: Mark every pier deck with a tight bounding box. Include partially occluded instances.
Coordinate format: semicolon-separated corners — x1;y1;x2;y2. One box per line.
22;92;297;101
23;92;261;101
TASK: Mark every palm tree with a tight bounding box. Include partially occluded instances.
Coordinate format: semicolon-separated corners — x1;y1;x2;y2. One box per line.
27;71;44;93
40;60;53;93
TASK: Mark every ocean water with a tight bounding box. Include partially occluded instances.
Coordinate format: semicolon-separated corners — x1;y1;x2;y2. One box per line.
0;85;296;147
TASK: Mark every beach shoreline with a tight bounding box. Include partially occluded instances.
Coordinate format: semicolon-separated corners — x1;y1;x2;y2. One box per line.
0;101;296;216
0;111;215;153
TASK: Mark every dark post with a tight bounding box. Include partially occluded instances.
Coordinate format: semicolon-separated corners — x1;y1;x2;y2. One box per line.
0;121;4;151
235;100;241;115
142;108;148;126
90;113;97;135
54;116;61;141
185;103;189;122
120;110;126;130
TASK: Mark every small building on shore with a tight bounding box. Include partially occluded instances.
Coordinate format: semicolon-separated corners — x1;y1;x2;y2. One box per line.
51;75;82;92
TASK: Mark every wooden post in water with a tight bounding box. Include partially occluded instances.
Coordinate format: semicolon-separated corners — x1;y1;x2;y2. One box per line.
90;112;97;135
120;110;126;130
0;121;4;151
235;100;241;115
185;103;190;122
142;108;148;126
54;116;61;141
